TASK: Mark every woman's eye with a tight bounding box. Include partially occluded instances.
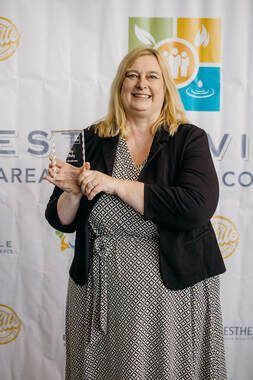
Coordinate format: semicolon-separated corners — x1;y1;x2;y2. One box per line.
148;74;159;80
126;73;138;79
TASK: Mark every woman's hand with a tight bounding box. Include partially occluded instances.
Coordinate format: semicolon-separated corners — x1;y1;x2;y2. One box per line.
79;169;119;200
44;156;90;195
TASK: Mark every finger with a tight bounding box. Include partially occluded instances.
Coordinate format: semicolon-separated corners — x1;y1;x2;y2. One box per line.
80;169;94;179
81;180;96;197
82;181;94;195
86;185;96;200
48;167;64;181
79;172;95;187
48;167;57;178
80;164;91;172
48;164;62;176
43;175;57;185
80;182;85;195
81;180;89;193
87;184;103;200
49;166;60;177
49;155;57;166
49;156;65;167
54;159;65;168
78;171;86;185
88;180;96;190
78;170;87;185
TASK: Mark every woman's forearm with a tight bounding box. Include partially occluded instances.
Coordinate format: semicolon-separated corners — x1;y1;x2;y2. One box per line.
79;169;144;215
57;191;82;225
115;179;144;215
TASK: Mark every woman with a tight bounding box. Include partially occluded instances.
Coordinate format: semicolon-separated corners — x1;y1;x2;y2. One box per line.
45;47;227;379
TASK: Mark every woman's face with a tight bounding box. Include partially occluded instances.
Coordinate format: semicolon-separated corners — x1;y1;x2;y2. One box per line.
120;55;165;121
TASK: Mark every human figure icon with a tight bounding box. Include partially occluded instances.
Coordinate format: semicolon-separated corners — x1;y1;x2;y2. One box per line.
168;47;181;79
162;50;170;66
180;51;189;77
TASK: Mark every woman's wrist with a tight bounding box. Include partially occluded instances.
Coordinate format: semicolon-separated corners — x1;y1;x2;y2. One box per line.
62;190;82;204
113;178;124;197
57;190;82;225
112;178;144;214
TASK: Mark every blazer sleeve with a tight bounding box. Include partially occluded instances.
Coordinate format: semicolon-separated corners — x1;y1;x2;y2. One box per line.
143;127;219;231
45;185;78;233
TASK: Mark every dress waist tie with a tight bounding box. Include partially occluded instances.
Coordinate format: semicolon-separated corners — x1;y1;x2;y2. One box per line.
87;235;115;343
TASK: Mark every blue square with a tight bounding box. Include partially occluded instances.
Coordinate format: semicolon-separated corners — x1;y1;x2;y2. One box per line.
179;67;220;111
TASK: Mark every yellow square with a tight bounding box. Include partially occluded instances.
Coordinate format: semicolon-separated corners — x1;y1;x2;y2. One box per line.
177;18;221;63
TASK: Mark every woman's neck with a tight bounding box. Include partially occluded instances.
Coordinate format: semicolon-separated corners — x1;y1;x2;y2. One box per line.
125;115;157;137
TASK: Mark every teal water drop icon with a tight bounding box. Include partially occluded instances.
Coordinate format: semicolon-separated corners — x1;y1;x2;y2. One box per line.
186;79;214;98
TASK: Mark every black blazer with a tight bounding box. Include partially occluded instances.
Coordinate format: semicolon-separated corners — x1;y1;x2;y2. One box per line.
45;123;226;290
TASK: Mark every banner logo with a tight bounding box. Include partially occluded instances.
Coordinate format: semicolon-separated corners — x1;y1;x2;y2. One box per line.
55;230;75;251
0;240;15;255
0;304;22;344
211;215;239;259
224;326;253;340
129;18;221;111
0;17;20;61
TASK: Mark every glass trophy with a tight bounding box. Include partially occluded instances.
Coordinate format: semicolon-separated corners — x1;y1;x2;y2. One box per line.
49;129;85;179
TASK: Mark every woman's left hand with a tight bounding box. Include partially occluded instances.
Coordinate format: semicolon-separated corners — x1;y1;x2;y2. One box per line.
79;169;119;200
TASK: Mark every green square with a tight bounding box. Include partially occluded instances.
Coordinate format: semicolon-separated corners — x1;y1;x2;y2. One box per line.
129;18;174;51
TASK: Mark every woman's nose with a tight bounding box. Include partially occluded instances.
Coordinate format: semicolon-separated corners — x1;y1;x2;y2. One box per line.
136;75;148;89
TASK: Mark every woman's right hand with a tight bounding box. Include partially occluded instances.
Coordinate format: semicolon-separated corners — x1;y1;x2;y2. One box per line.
44;156;90;195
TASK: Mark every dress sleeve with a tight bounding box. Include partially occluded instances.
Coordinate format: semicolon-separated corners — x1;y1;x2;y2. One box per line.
143;127;219;231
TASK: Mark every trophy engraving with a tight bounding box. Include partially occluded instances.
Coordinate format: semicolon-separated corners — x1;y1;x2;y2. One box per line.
49;129;85;179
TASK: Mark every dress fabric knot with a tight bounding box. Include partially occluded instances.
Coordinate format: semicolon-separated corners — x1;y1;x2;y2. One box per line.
87;235;115;343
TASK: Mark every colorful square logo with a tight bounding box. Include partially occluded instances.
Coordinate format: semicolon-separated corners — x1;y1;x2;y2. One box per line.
129;18;221;111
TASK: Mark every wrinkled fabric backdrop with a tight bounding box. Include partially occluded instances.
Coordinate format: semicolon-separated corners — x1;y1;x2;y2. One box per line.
0;0;252;379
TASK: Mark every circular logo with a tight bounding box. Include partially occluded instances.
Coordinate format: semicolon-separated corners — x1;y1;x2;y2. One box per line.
156;37;199;88
0;17;20;61
0;304;22;344
211;216;240;259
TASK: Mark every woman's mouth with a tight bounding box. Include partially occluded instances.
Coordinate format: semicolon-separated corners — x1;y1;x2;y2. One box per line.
132;93;152;99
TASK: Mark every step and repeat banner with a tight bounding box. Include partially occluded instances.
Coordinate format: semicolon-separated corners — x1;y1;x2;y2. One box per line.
0;0;252;379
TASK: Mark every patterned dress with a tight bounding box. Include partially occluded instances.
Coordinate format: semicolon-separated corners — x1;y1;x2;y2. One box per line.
65;138;227;380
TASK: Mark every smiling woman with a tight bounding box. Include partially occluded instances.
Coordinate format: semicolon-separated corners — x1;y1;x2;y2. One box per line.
45;47;227;379
94;46;188;140
120;55;165;120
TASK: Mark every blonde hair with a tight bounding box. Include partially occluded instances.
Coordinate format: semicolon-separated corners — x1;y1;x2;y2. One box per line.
95;46;188;137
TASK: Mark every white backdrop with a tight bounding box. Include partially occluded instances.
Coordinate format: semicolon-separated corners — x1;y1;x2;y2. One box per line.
0;0;253;379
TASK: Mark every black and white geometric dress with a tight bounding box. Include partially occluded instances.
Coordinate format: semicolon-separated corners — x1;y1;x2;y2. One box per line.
65;138;227;380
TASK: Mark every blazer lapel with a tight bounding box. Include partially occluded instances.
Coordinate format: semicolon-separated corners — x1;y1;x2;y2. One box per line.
101;135;119;175
139;127;170;179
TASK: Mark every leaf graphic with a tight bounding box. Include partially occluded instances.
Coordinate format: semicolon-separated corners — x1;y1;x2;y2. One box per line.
194;25;209;48
134;24;156;46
